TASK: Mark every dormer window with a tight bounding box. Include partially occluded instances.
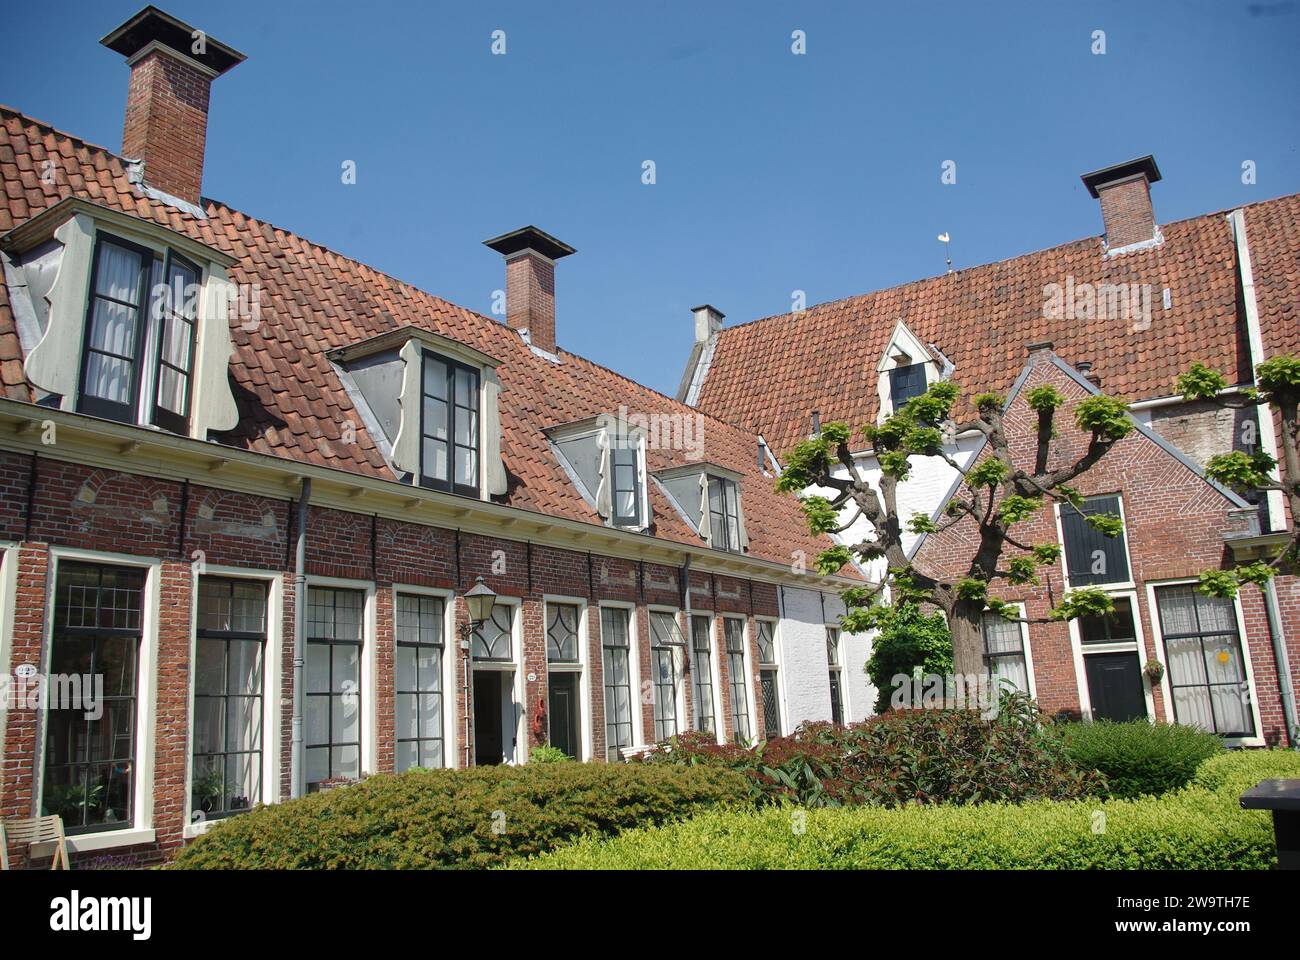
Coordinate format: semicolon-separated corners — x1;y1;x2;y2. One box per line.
79;234;200;433
420;351;480;497
332;325;506;500
654;464;748;552
2;199;239;439
877;321;948;421
548;418;649;530
888;362;927;407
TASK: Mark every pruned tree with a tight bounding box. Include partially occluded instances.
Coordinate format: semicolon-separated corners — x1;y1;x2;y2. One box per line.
1176;355;1300;595
775;379;1137;676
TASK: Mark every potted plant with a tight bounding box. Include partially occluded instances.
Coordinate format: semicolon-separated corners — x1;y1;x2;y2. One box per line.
1143;659;1165;685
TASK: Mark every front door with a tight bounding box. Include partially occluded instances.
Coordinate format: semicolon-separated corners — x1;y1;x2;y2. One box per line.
474;671;503;765
1085;652;1147;722
548;673;580;759
760;670;781;739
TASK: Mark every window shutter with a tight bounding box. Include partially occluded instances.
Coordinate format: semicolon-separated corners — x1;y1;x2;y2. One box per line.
594;428;612;518
1061;495;1128;586
734;482;749;550
697;473;711;543
483;368;507;496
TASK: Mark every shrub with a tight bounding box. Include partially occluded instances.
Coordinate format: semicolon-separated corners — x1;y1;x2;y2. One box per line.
528;745;572;763
863;604;953;712
520;750;1300;870
645;693;1103;807
1056;720;1222;798
171;762;748;870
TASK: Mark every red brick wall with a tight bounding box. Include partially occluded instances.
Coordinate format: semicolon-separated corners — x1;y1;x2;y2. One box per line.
1098;177;1156;250
505;251;557;353
122;48;212;205
0;449;778;865
915;354;1297;744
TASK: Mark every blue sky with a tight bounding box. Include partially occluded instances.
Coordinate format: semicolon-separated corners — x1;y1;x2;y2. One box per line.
3;1;1298;396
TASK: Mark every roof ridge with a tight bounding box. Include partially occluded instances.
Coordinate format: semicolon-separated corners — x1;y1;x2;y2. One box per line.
716;190;1300;338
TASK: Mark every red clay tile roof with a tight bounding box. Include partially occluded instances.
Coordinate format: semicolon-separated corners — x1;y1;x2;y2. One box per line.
694;193;1300;458
0;105;844;570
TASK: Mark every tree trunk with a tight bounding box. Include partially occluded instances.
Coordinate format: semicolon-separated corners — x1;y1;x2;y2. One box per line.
949;601;985;678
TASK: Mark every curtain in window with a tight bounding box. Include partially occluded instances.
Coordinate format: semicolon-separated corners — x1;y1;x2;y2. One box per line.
155;256;198;422
1157;585;1252;737
84;242;145;405
981;612;1029;694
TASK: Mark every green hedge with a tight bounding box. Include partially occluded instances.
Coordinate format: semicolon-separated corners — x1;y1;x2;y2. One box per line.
520;750;1300;870
172;762;748;870
1057;720;1223;798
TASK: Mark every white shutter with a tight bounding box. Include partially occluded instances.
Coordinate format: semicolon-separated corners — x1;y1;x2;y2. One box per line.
594;428;613;518
697;473;711;543
483;368;507;496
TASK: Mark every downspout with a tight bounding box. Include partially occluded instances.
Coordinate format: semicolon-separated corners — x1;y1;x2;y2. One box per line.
290;478;311;798
1231;209;1299;746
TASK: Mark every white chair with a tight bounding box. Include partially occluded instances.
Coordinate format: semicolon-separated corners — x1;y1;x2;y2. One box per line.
0;815;71;870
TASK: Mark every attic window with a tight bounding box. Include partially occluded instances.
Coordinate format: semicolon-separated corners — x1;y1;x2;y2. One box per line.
707;476;742;551
420;351;480;498
877;321;942;421
888;362;927;407
549;420;648;530
654;464;748;553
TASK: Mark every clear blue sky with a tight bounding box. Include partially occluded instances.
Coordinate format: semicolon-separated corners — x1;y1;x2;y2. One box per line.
3;1;1298;395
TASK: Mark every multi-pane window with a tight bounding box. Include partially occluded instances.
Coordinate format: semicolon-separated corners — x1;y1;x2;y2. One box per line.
601;607;634;760
827;627;844;725
648;611;683;742
41;562;145;834
1155;585;1255;738
756;621;781;739
689;615;716;735
78;234;199;434
610;445;641;526
421;351;480;497
305;587;364;789
981;611;1029;694
192;578;266;820
723;618;751;742
889;362;927;406
707;477;742;552
1078;596;1138;644
546;603;582;760
472;604;514;661
1060;495;1129;586
395;594;445;772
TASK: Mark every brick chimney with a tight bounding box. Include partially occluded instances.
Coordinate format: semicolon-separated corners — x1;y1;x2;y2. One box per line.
1080;156;1162;252
483;226;576;355
101;6;245;207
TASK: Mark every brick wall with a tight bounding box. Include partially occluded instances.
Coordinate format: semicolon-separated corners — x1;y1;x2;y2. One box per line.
122;48;212;206
1098;177;1157;250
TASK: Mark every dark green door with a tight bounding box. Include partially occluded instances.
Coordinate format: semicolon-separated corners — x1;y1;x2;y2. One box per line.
1085;653;1147;722
473;672;503;765
548;673;580;759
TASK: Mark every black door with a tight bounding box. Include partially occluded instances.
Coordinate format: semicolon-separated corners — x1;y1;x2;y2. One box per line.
1085;653;1147;722
548;673;580;759
474;672;503;765
760;670;781;739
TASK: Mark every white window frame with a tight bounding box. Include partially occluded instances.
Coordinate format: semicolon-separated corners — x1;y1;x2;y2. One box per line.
468;594;525;765
1065;586;1156;723
876;320;940;421
754;616;786;738
598;600;645;754
826;623;851;724
1143;577;1265;748
549;421;651;531
185;565;284;839
390;584;458;772
542;594;592;762
647;605;687;744
722;615;756;743
0;542;19;742
303;574;378;784
1053;493;1135;591
34;546;162;854
687;609;725;745
980;602;1037;700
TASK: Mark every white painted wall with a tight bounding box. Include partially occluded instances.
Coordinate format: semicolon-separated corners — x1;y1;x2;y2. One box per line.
776;585;876;726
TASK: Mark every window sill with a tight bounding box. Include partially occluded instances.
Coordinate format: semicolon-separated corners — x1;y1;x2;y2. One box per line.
31;827;156;858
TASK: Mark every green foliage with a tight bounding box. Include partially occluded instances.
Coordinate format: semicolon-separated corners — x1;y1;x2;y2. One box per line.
1055;721;1223;799
1032;543;1062;564
1084;512;1124;538
997;494;1040;525
523;750;1300;870
814;545;854;575
973;392;1004;413
903;426;943;456
1074;394;1134;441
1051;587;1114;621
1255;354;1300;396
799;495;839;534
984;598;1020;621
529;745;572;763
965;457;1010;488
170;763;748;870
863;604;953;711
1177;362;1229;401
1234;560;1277;587
1197;562;1276;599
1204;449;1277;492
774;427;843;492
906;512;937;534
955;577;987;601
903;381;959;425
878;449;911;481
1007;556;1039;585
1025;385;1065;412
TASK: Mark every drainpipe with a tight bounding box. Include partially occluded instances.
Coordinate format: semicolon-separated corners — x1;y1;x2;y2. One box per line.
290;478;311;798
1262;579;1299;748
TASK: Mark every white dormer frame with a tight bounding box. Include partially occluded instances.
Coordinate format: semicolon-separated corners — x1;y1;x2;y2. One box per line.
548;416;651;531
655;462;748;552
351;326;505;500
876;320;942;422
1;197;239;440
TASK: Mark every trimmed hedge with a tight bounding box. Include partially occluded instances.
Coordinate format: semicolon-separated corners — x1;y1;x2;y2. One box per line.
520;750;1300;870
171;762;748;870
1056;720;1222;798
645;694;1103;807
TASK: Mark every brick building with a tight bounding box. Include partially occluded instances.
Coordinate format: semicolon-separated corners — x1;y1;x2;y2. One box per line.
682;153;1300;746
0;8;870;866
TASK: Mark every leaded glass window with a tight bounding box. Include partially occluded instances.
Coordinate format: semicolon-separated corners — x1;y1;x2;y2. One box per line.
305;587;363;789
1156;585;1254;738
648;611;682;742
689;615;716;735
472;604;514;661
546;603;580;663
724;618;750;742
981;611;1029;694
395;594;445;771
601;607;634;760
